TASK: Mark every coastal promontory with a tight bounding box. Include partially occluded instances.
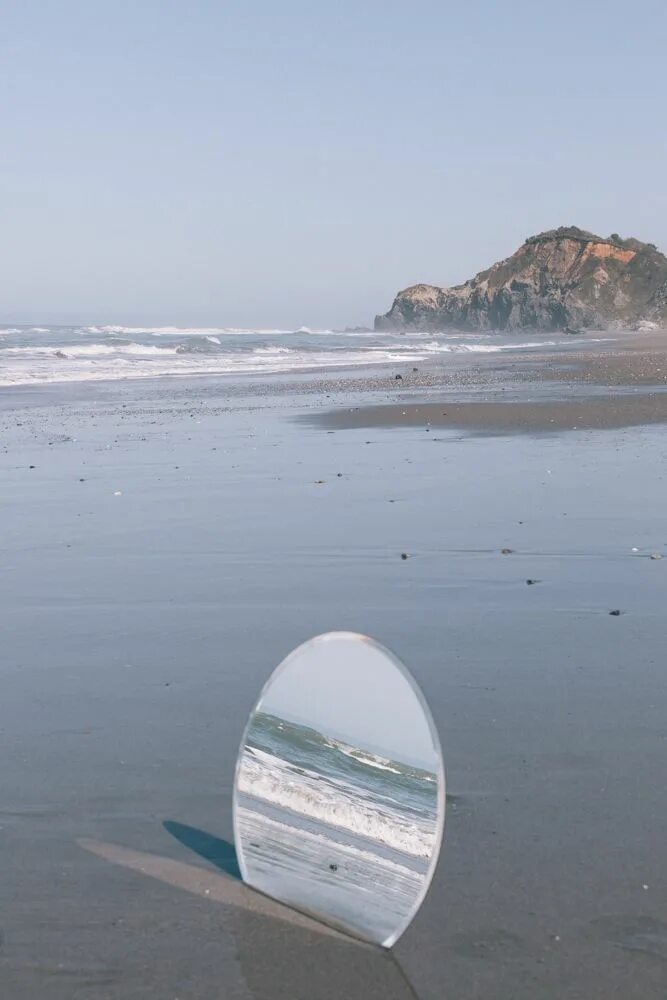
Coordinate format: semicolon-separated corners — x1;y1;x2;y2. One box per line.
375;227;667;333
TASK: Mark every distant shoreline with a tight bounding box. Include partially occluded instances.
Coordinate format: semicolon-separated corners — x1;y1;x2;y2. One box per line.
1;328;666;435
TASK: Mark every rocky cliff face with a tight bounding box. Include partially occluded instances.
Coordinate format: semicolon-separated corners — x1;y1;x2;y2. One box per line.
375;227;667;333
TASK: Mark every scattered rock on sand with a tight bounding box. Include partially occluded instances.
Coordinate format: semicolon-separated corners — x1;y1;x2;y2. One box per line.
609;609;623;616
394;374;403;380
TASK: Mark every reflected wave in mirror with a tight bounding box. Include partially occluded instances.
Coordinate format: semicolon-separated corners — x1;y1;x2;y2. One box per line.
233;631;445;947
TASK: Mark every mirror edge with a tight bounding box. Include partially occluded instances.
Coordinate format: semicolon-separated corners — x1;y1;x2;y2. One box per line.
231;630;446;950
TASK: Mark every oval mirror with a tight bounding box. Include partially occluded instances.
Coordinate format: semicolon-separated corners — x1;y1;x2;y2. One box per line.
233;631;445;947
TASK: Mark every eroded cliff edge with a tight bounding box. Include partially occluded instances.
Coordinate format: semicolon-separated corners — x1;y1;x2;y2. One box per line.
375;227;667;333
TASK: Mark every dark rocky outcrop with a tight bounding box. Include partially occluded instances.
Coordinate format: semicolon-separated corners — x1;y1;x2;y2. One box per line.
375;227;667;333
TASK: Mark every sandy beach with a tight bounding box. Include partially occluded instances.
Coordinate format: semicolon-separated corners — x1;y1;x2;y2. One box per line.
2;333;667;999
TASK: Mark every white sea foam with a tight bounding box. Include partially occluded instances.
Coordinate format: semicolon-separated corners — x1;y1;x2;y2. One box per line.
324;736;403;774
0;324;593;387
1;343;176;357
238;746;435;859
0;346;415;386
418;339;558;354
337;746;402;774
237;804;418;879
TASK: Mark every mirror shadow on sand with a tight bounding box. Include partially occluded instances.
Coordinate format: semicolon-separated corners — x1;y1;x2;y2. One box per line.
76;632;442;998
78;832;417;1000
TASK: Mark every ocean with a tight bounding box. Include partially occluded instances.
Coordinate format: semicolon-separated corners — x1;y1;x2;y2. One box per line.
234;711;441;945
0;323;589;386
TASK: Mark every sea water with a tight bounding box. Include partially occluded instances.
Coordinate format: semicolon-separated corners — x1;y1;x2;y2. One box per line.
236;711;439;943
0;323;592;386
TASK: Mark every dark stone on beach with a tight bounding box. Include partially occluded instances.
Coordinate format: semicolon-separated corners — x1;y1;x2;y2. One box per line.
609;609;622;616
337;473;342;477
79;478;85;482
29;465;35;469
501;548;513;555
401;552;409;560
526;579;539;585
329;863;338;871
394;374;403;380
413;367;418;372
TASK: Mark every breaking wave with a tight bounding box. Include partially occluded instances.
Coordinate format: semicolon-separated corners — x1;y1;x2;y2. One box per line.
238;745;435;858
0;324;594;387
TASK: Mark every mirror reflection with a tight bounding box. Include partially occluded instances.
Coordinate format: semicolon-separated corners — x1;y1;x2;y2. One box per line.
233;631;445;947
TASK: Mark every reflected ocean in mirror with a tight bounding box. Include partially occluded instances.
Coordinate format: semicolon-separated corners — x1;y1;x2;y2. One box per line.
234;635;442;945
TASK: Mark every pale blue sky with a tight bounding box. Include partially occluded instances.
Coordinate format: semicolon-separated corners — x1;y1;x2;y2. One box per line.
2;1;666;328
259;634;439;767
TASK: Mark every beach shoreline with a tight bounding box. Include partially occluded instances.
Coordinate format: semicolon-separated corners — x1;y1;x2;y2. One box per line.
2;331;667;999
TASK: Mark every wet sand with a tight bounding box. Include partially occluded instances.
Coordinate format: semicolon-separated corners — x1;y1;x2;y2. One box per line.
304;392;667;435
2;336;667;999
302;331;667;435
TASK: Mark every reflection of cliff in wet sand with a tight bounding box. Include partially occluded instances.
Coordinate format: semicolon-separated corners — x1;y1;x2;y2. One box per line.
236;712;438;943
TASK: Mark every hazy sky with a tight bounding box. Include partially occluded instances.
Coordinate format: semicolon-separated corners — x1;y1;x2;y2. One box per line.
259;633;440;767
2;1;666;328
